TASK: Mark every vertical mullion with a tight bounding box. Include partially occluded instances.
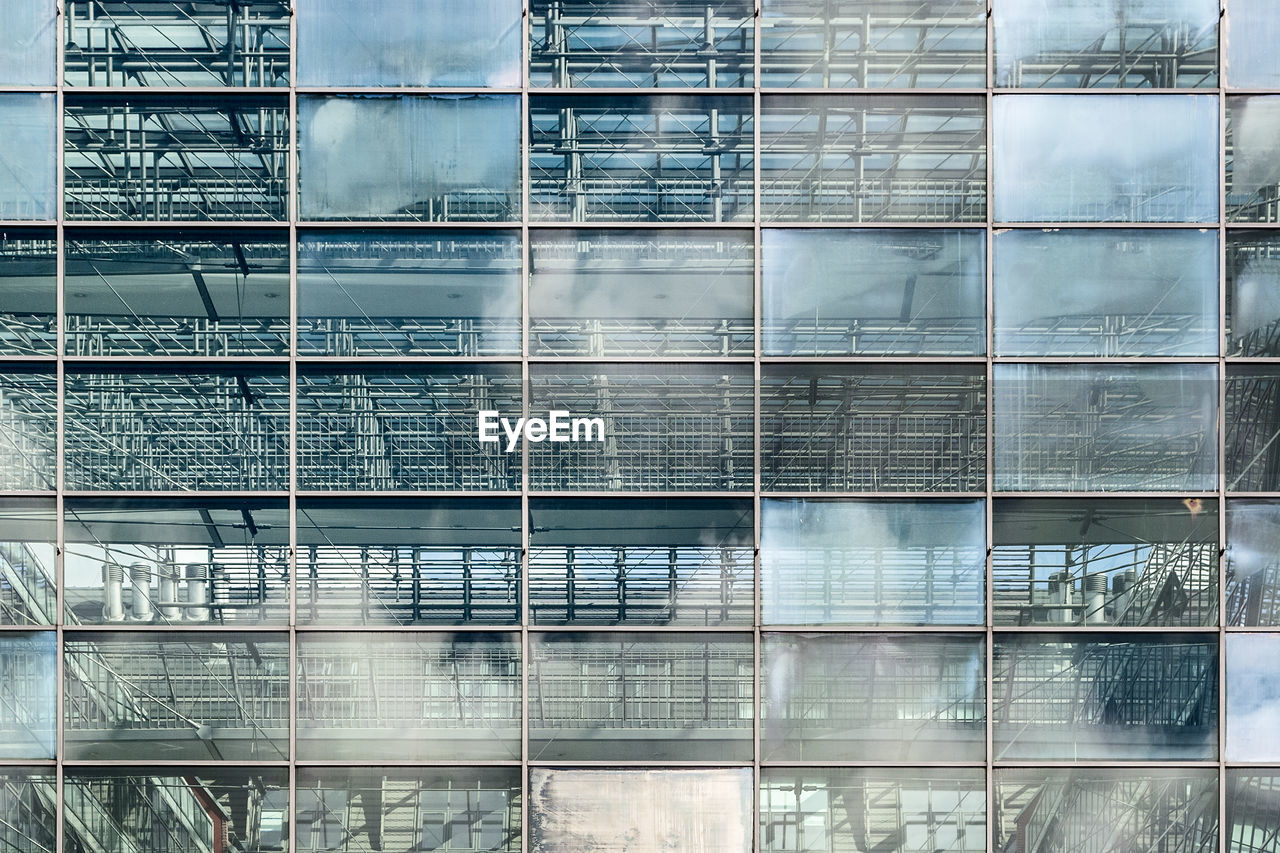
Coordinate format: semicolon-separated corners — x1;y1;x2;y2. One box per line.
752;4;764;853
985;1;996;849
521;4;532;852
54;2;67;851
287;0;299;845
1218;18;1229;848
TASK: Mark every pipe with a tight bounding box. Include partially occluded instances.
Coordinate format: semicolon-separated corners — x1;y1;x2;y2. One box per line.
102;562;125;622
157;563;182;621
129;563;153;621
185;563;210;621
1084;574;1109;625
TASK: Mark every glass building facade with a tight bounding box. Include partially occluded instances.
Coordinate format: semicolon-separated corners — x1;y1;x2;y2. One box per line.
0;1;1278;851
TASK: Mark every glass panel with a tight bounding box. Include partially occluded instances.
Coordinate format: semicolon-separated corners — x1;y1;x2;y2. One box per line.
528;632;753;760
64;95;289;222
993;94;1218;223
297;768;521;853
1228;230;1280;356
64;230;290;357
64;367;289;492
761;769;986;853
298;94;521;222
992;634;1219;760
1227;366;1280;492
296;365;522;491
993;498;1219;627
993;363;1219;492
529;95;754;222
0;633;54;758
762;633;985;761
1228;771;1280;853
994;229;1219;356
0;770;54;853
530;1;754;87
994;0;1218;88
0;498;55;625
297;229;522;357
0;229;55;356
1226;0;1280;87
528;364;754;491
760;95;986;223
995;769;1218;852
530;769;752;853
1227;501;1280;626
761;0;986;88
65;1;290;87
1228;97;1280;223
63;631;288;761
0;95;56;221
528;498;753;625
64;498;289;626
64;770;288;853
763;229;985;355
295;633;521;761
0;0;54;86
761;365;987;492
0;367;55;491
1227;634;1280;762
298;0;519;87
760;498;985;625
529;229;753;357
296;497;522;626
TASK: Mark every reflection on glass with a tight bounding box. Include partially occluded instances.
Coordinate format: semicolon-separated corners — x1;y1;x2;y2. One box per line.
0;95;55;221
1228;97;1280;223
299;0;519;86
63;499;289;626
995;769;1218;853
1229;231;1280;357
296;633;521;761
993;634;1218;760
993;498;1218;627
1228;771;1280;853
993;94;1218;222
298;768;520;853
0;230;54;356
63;632;288;761
763;229;985;355
994;229;1218;356
762;633;985;761
760;499;985;625
64;231;290;357
0;0;53;85
994;0;1218;88
1227;501;1280;626
1227;367;1280;492
1227;634;1280;762
761;365;987;492
64;770;288;853
530;769;752;853
529;229;754;357
529;498;753;625
993;363;1218;492
297;498;522;626
1226;0;1280;87
528;633;753;761
0;633;54;758
0;368;55;491
0;770;53;853
298;230;521;357
761;0;986;88
0;498;54;625
760;95;986;222
299;95;521;222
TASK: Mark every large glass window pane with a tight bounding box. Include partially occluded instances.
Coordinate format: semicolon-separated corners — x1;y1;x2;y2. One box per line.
529;632;753;760
1;0;54;86
1227;366;1280;492
762;633;985;761
1228;771;1280;853
993;363;1218;492
298;0;519;87
0;498;55;625
1227;501;1280;627
63;632;289;761
299;95;521;222
64;367;289;492
994;229;1219;356
529;229;753;357
297;497;522;626
0;633;54;758
298;230;521;357
530;769;752;853
760;95;986;223
993;94;1218;223
760;499;985;625
64;498;289;626
994;498;1219;627
0;770;53;853
1226;0;1280;87
0;367;55;491
994;0;1218;88
1228;231;1280;357
761;365;987;492
763;229;985;356
530;1;753;88
992;634;1218;760
0;229;55;356
295;633;521;761
1227;634;1280;762
528;364;754;491
296;365;522;491
1228;97;1280;223
761;0;986;88
0;95;56;221
529;498;753;625
64;230;289;357
761;769;986;853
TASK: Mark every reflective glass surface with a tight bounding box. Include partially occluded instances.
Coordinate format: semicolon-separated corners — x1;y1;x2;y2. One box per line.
1226;634;1280;762
994;229;1219;356
1228;97;1280;223
0;498;55;625
1229;230;1280;357
0;95;56;221
0;368;55;491
1227;366;1280;492
1226;0;1280;87
0;230;54;356
1227;501;1280;627
1229;771;1280;853
993;94;1219;222
0;770;53;853
0;633;54;758
0;0;54;86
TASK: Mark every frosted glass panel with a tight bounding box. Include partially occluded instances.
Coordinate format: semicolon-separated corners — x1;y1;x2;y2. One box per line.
0;95;55;221
0;0;53;86
1226;0;1280;87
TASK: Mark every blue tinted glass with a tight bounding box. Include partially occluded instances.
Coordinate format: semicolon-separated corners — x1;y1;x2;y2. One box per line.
0;95;55;221
0;0;54;86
